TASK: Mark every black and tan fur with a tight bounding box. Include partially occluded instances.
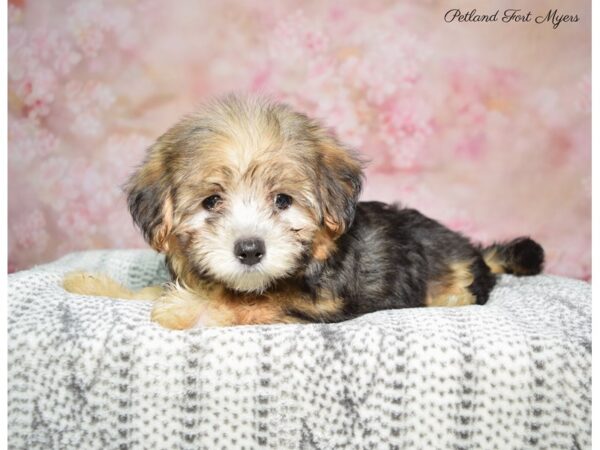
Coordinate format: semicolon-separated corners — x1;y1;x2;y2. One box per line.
63;94;544;329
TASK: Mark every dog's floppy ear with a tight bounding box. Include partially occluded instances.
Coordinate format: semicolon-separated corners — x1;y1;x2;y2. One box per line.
316;135;363;238
126;140;174;252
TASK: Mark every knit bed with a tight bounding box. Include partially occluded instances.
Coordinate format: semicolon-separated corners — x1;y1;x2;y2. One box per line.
8;250;591;449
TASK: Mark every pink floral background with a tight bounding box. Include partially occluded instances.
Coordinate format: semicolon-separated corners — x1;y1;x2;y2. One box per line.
8;0;591;279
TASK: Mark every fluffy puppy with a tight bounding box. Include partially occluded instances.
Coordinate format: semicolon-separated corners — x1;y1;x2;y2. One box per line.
63;94;544;329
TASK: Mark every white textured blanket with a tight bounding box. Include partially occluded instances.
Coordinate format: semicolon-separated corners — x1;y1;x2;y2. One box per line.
8;250;591;449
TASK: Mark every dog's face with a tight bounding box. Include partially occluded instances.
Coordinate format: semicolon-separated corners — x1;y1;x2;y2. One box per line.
127;95;362;293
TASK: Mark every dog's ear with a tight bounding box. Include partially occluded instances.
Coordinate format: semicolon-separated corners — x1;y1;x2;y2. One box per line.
126;140;174;253
316;135;363;238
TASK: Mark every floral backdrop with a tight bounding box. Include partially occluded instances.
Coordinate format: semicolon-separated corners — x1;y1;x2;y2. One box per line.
8;0;591;279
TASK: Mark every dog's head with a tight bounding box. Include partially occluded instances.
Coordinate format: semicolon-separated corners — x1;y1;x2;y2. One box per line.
127;94;363;293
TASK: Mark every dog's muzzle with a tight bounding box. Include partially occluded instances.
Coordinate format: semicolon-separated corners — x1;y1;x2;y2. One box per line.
234;237;265;266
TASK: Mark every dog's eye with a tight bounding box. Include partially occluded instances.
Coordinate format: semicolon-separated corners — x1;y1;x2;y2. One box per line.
274;194;292;211
202;195;222;211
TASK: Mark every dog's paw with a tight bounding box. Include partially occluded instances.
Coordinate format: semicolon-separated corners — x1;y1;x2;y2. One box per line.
63;271;131;298
151;287;228;330
151;299;202;330
151;288;209;330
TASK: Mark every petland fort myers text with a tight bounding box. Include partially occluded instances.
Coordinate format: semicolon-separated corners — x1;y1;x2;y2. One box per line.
444;9;579;29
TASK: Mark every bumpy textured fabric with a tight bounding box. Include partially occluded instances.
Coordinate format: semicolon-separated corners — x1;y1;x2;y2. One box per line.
8;250;591;449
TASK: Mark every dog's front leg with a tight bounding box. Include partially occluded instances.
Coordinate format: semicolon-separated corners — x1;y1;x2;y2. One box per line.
151;285;311;329
150;284;234;330
63;272;163;300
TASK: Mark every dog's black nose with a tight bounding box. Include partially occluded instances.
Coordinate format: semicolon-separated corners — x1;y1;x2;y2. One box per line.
234;238;265;266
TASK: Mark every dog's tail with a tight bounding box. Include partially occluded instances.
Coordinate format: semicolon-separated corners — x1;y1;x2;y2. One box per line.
482;237;544;276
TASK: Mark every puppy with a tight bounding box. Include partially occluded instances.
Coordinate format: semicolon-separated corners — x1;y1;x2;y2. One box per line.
63;94;544;329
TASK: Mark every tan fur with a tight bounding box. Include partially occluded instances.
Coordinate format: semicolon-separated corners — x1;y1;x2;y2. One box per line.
311;227;338;261
163;237;205;290
318;138;362;237
148;282;345;328
426;260;477;307
126;146;175;252
482;249;505;274
210;287;287;326
155;195;174;252
182;284;344;327
151;284;223;329
483;246;539;276
135;286;164;299
286;294;343;319
63;272;162;300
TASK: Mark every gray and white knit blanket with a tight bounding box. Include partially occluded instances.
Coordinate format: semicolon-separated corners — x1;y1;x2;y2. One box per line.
8;250;591;449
